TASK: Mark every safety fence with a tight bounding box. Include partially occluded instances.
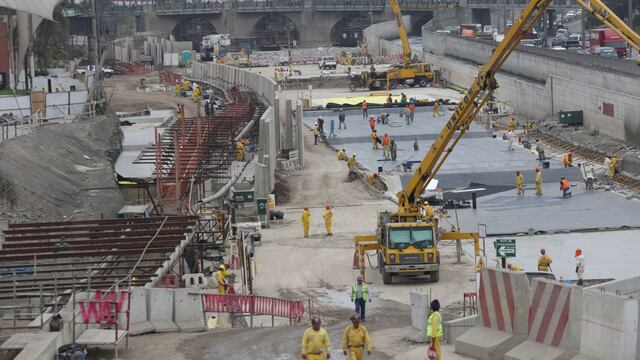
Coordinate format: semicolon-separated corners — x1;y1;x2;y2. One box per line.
201;294;305;323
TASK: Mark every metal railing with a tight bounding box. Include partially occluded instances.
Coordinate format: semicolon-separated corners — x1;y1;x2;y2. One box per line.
62;4;146;17
465;0;577;6
398;0;457;9
313;0;385;10
153;1;224;14
232;0;304;11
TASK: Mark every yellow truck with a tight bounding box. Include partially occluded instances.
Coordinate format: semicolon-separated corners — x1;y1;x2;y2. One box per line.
357;63;439;90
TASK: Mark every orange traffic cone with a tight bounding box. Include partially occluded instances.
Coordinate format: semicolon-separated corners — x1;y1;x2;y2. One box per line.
352;251;360;270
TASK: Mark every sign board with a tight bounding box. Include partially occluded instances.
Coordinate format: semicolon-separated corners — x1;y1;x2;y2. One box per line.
494;238;516;258
478;224;487;238
256;199;268;216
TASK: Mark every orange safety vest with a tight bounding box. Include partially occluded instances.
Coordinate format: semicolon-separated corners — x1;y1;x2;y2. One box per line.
382;136;390;145
362;102;368;110
434;102;440;110
561;179;569;190
409;104;415;112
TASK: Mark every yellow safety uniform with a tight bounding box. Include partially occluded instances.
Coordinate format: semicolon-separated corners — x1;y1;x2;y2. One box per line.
301;327;331;360
609;157;618;178
182;80;190;92
516;174;524;195
215;269;229;295
347;156;357;170
322;209;333;235
341;324;372;360
424;204;435;219
538;254;552;272
509;264;524;271
193;85;201;101
337;149;346;161
427;311;443;360
367;174;377;186
301;209;311;238
313;127;320;137
371;132;378;149
535;171;543;196
175;83;181;96
508;117;516;131
432;102;440;117
235;141;245;161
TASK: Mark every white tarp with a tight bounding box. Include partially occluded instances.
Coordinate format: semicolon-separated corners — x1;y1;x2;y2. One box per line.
0;0;64;21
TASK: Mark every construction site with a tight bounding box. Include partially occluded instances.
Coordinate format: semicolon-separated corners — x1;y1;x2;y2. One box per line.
0;0;639;359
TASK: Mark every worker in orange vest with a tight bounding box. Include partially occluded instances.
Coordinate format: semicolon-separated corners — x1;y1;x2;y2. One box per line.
368;116;376;132
563;153;573;167
361;100;368;118
371;130;379;150
432;101;441;117
560;177;571;198
382;134;391;159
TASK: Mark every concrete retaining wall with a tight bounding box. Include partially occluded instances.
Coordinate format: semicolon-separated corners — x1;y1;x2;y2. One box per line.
173;288;206;332
129;287;154;335
147;287;178;332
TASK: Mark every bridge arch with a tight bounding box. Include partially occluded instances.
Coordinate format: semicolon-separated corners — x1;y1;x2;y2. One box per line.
172;18;217;51
250;15;299;51
411;13;434;36
331;15;370;47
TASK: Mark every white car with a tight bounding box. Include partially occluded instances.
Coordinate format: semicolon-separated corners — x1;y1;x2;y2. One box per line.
76;65;114;78
318;56;337;70
551;46;567;51
566;10;576;17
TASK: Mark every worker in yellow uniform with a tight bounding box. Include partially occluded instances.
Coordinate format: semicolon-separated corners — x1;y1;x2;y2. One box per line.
515;171;524;196
609;155;619;178
337;148;346;161
215;264;229;294
341;314;372;360
507;263;524;271
175;81;181;96
182;79;191;92
301;316;331;360
193;84;201;102
427;299;443;360
423;201;435;219
347;154;357;171
537;248;552;272
508;116;516;131
367;172;378;186
371;130;378;150
322;205;333;236
301;207;311;238
235;141;245;161
535;167;543;196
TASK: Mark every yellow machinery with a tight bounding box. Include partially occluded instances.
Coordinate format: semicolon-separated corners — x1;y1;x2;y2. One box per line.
355;0;640;284
356;0;440;90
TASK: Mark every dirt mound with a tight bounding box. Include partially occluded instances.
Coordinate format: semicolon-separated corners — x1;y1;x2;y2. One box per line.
0;115;125;223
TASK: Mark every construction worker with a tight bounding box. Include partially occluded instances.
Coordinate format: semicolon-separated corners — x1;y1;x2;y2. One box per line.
174;81;181;96
432;101;440;117
322;205;333;236
386;94;393;104
215;264;229;295
338;109;346;129
508;116;516;131
575;248;585;285
347;154;357;171
182;79;190;93
390;140;397;161
371;130;378;150
367;172;378;186
515;171;524;196
301;207;311;238
408;102;416;123
506;129;515;151
382;134;391;160
312;124;320;145
538;248;552;272
609;155;619;179
561;177;571;198
361;100;368;118
337;148;346;161
604;156;612;179
193;83;201;102
536;140;545;162
507;263;524;271
235;140;245;161
301;316;331;360
423;200;435;219
563;153;573;167
427;299;443;360
368;116;376;132
535;167;543;196
317;116;325;135
341;314;372;360
351;276;371;322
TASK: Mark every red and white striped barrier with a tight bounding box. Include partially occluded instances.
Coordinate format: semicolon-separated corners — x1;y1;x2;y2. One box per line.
456;268;531;360
506;279;583;360
201;294;304;323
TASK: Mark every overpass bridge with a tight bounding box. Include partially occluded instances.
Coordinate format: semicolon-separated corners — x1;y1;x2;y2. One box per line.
63;0;580;50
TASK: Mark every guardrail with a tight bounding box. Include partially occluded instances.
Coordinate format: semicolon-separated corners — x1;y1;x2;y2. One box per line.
465;0;577;7
201;294;305;323
232;0;304;12
313;0;385;11
399;0;457;10
153;1;224;14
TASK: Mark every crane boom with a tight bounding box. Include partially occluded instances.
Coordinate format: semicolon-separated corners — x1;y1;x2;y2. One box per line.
388;0;412;64
397;0;640;210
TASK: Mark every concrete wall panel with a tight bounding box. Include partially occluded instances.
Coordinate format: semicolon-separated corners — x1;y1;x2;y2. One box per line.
129;287;154;335
147;288;178;332
173;288;206;332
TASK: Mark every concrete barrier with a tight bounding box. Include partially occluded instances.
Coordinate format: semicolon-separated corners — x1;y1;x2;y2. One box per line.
505;279;583;360
173;288;206;332
129;287;154;335
455;268;530;360
444;315;477;343
409;290;430;342
147;288;178;332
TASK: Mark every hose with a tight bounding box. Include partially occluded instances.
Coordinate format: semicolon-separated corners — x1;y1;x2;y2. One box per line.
364;251;379;270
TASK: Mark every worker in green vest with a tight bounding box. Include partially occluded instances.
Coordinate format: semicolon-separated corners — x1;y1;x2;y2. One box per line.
427;299;443;360
351;276;371;322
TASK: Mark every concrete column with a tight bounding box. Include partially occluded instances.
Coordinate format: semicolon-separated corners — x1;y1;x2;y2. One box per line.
273;93;281;150
295;100;304;168
285;99;293;150
410;290;430;343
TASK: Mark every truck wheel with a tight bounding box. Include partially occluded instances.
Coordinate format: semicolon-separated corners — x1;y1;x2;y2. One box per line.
418;77;428;87
430;270;440;282
382;270;393;284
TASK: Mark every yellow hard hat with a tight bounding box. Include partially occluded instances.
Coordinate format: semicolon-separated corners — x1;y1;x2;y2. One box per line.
219;264;225;270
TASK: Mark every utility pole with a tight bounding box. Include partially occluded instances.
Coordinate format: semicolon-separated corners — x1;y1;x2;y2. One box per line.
629;0;633;27
91;0;101;81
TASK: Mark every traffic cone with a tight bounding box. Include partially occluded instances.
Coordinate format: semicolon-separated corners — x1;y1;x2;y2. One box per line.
352;251;360;270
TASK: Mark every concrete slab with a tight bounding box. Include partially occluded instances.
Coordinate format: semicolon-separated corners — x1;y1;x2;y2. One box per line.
147;288;178;332
129;287;154;336
27;312;53;328
1;333;38;350
75;329;128;345
13;332;58;360
505;340;567;360
173;288;206;332
456;327;526;360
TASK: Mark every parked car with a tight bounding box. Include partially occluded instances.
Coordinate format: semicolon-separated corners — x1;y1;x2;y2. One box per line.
76;65;115;78
318;56;337;70
594;46;618;58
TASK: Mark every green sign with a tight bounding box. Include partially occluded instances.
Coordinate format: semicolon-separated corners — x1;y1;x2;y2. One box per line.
256;199;268;216
494;239;516;258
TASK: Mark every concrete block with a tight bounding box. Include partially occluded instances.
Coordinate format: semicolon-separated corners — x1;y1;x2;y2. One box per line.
173;288;206;332
13;332;58;360
444;315;477;343
147;287;178;332
129;287;154;335
505;340;566;360
455;268;530;360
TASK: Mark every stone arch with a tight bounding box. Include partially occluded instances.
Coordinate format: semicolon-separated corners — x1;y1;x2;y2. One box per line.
331;15;371;47
410;13;434;36
172;18;217;51
250;14;299;51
